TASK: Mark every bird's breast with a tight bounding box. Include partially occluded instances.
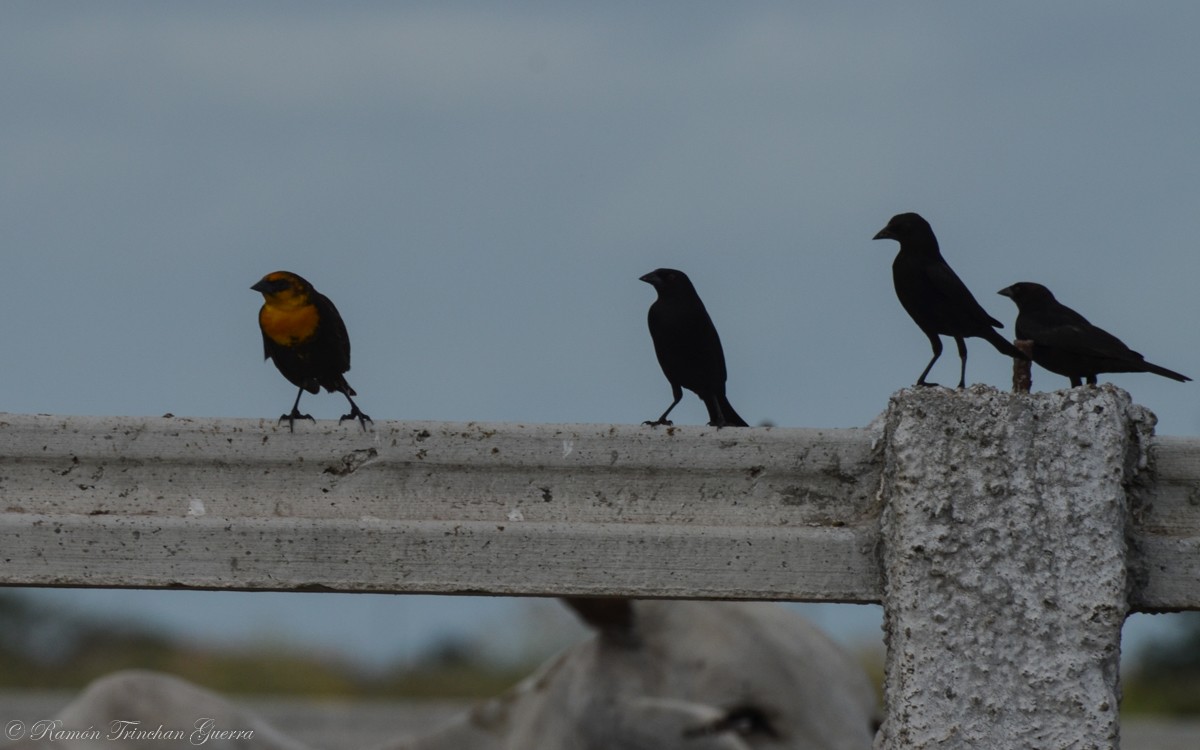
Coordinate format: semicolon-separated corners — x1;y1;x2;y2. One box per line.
260;303;320;346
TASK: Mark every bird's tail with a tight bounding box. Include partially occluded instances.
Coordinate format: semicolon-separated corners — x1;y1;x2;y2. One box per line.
984;328;1030;361
322;374;357;396
1143;361;1191;383
706;395;749;427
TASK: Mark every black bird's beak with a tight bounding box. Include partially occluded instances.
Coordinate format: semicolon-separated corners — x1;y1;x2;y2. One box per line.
251;278;288;294
997;286;1015;299
872;227;895;241
639;271;660;285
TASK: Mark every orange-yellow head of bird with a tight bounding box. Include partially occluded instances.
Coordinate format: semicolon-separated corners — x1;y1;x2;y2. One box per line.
252;271;320;348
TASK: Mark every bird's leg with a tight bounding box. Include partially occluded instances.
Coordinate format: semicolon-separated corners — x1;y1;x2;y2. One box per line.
338;392;373;430
915;335;943;387
1069;376;1083;388
646;398;680;426
954;337;968;389
1086;375;1098;386
279;387;316;433
644;386;683;426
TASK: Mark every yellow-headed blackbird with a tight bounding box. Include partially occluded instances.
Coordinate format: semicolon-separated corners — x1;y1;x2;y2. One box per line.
251;271;372;431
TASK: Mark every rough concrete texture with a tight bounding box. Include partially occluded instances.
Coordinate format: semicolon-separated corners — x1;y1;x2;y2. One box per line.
0;413;883;601
876;385;1155;750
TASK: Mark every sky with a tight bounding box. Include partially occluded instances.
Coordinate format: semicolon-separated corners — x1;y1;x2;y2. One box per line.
2;3;1198;678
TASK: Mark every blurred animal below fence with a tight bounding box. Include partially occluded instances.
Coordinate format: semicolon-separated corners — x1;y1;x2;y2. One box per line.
17;600;879;750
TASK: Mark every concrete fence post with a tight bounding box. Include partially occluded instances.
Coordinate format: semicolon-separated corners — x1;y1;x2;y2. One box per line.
876;385;1155;750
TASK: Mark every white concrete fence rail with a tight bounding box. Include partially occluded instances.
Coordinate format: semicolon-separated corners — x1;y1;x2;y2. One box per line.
1;385;1198;749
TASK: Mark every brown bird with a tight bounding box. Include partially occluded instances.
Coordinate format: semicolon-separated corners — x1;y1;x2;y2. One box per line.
251;271;371;431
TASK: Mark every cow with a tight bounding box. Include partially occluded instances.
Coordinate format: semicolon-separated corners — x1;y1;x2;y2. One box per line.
26;600;880;750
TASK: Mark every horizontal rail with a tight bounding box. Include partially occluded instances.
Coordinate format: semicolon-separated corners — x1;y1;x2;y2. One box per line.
1131;436;1200;611
0;410;1195;609
0;413;884;602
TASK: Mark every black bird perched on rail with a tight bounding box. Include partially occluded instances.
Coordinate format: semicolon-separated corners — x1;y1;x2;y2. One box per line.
251;271;372;431
998;281;1191;387
640;268;748;427
872;212;1028;388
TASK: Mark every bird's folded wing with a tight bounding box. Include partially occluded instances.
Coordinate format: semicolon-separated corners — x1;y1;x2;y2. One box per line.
926;262;1003;328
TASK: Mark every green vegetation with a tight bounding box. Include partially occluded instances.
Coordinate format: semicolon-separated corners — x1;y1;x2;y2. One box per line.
0;593;528;699
1123;612;1200;716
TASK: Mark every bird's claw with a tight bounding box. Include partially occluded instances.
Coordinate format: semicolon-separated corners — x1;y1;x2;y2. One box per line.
339;408;374;431
643;419;673;427
278;410;316;432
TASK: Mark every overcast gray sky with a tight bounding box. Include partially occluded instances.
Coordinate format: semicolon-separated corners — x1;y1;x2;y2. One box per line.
3;3;1197;672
